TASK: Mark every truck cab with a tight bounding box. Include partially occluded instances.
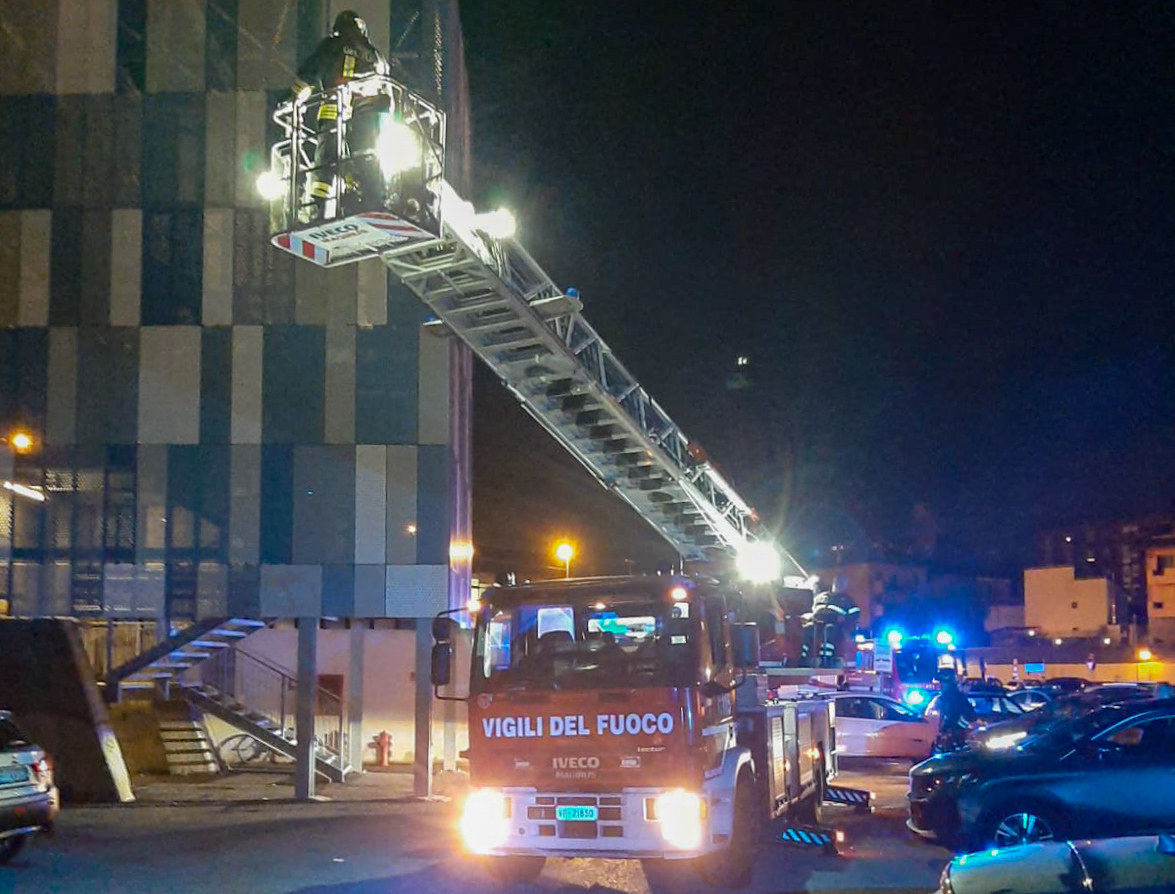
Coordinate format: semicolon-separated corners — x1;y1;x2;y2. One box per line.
432;575;835;887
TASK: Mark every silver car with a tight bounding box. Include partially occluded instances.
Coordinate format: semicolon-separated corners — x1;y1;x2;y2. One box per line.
0;711;58;863
938;833;1175;893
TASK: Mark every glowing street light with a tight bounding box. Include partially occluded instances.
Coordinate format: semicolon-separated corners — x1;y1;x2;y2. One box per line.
555;542;575;578
8;431;34;454
1137;647;1155;683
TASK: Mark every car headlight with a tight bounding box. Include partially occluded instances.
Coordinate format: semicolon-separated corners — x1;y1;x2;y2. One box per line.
459;789;510;853
984;731;1027;750
654;790;706;850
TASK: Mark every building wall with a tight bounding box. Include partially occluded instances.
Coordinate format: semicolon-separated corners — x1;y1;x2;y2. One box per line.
0;1;472;622
984;603;1025;633
812;562;929;631
1024;566;1111;637
1146;543;1175;643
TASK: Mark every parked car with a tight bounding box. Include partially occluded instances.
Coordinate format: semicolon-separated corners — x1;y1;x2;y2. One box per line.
909;698;1175;851
0;711;58;863
937;832;1175;893
924;689;1026;726
827;693;934;759
1037;676;1090;697
1007;688;1051;712
971;685;1157;750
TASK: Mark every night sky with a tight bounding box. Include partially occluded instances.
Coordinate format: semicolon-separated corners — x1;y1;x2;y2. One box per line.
459;2;1175;579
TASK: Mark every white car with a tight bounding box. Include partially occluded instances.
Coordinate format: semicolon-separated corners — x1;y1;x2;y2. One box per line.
0;711;58;863
938;833;1175;893
829;693;933;759
1008;688;1051;712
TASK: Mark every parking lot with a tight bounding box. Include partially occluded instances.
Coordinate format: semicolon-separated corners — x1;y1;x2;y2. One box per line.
3;762;948;894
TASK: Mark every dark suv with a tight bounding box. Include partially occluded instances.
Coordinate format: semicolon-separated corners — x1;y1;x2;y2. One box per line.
0;711;58;863
908;698;1175;851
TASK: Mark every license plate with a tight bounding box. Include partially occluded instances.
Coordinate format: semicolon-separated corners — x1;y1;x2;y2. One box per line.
555;805;598;822
0;767;28;785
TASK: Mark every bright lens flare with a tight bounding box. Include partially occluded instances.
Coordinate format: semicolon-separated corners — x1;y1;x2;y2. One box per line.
460;789;509;853
736;541;782;584
474;208;517;239
255;170;286;201
378;120;422;178
654;790;705;850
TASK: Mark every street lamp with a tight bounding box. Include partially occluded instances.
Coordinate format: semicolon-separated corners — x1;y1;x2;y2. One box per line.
9;431;34;454
1137;647;1154;683
555;542;575;579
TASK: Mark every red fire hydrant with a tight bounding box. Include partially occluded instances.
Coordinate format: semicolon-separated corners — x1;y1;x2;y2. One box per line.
376;730;392;767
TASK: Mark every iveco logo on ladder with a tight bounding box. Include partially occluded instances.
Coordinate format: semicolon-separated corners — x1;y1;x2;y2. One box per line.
308;223;362;241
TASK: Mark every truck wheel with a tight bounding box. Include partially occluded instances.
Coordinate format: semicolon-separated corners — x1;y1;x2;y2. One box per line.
699;773;757;889
482;855;545;884
795;757;827;827
0;835;27;865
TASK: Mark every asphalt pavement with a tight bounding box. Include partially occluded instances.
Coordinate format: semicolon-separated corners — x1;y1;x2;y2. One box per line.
0;761;949;894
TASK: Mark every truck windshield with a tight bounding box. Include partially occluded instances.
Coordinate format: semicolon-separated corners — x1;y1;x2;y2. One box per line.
472;596;699;692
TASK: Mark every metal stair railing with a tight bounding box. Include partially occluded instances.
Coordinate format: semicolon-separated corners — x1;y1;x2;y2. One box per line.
191;648;349;773
105;618;225;695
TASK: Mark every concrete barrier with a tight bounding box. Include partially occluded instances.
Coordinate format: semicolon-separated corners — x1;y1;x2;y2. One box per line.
0;618;134;803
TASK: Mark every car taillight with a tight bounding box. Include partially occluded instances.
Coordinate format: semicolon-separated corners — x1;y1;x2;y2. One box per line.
33;757;51;785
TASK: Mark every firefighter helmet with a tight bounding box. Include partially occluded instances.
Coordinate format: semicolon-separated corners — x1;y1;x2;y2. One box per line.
332;10;368;39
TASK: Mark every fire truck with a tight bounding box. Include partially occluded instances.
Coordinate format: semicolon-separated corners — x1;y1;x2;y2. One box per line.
848;633;965;709
264;73;864;886
430;576;839;886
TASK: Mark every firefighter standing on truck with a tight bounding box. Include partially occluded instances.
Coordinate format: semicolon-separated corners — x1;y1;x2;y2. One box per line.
292;10;392;218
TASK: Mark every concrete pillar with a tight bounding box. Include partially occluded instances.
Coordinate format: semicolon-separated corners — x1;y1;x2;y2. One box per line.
347;620;365;773
413;620;432;797
295;618;318;800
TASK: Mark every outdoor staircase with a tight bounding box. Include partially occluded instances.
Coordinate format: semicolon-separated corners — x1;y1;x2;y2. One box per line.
105;617;268;701
106;620;351;783
158;715;221;776
179;678;350;783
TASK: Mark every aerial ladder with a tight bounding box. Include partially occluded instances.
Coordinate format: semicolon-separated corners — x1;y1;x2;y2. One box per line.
262;75;860;660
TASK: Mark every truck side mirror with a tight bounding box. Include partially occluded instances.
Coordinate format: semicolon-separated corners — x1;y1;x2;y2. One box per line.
731;622;761;669
430;642;453;687
432;615;457;643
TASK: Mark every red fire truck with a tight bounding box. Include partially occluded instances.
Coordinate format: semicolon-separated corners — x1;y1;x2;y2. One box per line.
431;575;839;887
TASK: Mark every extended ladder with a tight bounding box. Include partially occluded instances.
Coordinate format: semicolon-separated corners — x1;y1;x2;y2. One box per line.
386;184;757;561
267;76;770;563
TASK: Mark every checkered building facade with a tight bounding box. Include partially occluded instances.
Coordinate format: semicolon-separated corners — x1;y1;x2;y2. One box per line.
0;1;473;622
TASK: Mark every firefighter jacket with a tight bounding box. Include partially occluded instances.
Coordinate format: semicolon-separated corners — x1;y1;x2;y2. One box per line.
293;34;392;122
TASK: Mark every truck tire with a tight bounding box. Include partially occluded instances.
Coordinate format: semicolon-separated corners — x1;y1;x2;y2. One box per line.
699;773;757;889
795;756;827;827
483;855;545;884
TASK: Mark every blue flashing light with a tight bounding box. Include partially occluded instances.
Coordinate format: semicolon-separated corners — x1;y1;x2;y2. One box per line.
904;688;928;707
886;629;904;648
935;629;954;646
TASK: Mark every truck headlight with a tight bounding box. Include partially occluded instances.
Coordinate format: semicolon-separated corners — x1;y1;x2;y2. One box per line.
654;790;706;850
460;789;510;853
